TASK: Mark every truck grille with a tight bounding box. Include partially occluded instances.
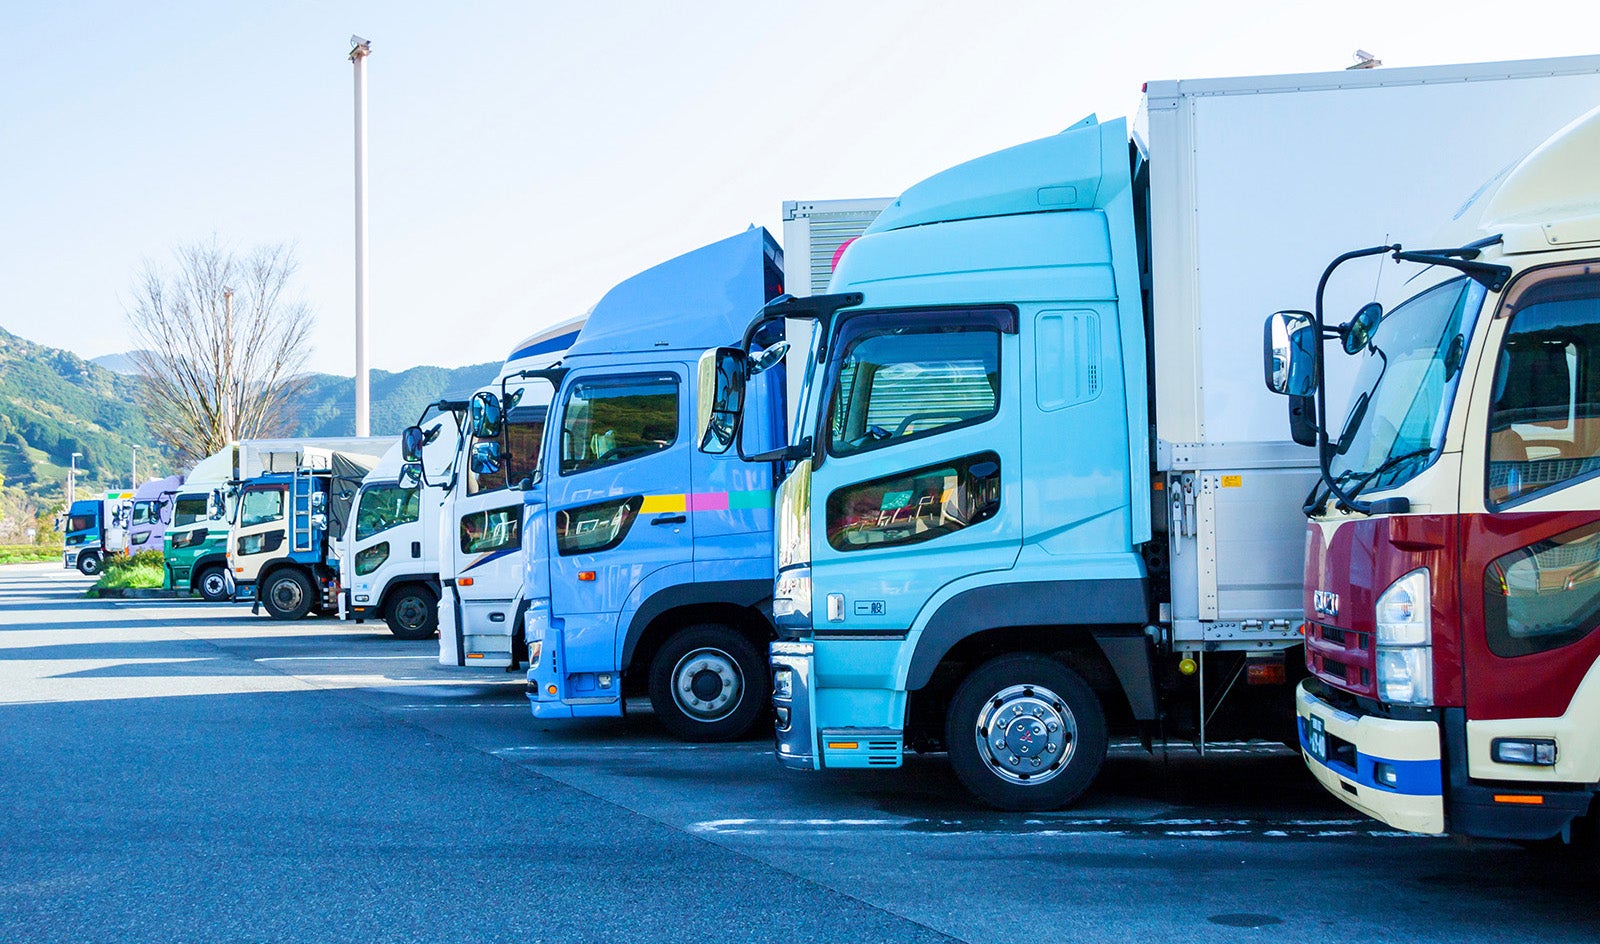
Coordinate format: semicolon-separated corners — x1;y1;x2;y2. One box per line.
1305;620;1375;698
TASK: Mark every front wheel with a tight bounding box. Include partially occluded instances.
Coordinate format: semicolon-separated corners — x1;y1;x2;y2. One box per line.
261;569;314;621
196;566;230;602
647;624;768;742
945;653;1107;811
77;552;102;576
385;586;438;640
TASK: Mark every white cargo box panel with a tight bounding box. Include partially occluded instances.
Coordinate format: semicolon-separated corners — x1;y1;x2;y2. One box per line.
1139;54;1600;471
782;198;894;297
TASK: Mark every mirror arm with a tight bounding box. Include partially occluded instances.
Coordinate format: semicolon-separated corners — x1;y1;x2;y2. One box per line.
1311;244;1399;515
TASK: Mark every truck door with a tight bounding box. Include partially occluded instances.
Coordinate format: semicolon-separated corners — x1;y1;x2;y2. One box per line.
1457;265;1600;782
232;484;288;586
545;368;692;674
447;388;553;665
349;480;422;605
806;308;1022;634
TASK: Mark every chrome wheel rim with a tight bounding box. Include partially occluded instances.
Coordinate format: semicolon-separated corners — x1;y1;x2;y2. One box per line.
974;683;1075;786
671;647;743;722
201;572;226;597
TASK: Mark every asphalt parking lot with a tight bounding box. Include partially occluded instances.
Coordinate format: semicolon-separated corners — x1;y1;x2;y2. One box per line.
1;561;1595;943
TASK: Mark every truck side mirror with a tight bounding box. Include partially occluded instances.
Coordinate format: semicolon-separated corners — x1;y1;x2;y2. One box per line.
1263;311;1317;397
748;339;790;376
1341;302;1383;355
401;425;427;462
470;440;503;475
470;392;503;438
398;462;423;490
696;347;747;455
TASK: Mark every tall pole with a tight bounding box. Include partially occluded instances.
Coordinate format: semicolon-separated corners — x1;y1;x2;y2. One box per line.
130;445;138;490
222;286;235;441
350;35;372;438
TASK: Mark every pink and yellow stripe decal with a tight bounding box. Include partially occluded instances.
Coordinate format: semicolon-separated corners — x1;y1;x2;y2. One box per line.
639;490;772;514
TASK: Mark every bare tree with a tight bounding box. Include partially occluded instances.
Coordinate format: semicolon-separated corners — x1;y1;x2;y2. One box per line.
126;238;314;464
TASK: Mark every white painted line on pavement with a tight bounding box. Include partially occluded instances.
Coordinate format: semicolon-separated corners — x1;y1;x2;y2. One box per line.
255;655;439;661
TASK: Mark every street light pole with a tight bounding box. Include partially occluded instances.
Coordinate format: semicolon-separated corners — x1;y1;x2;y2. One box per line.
68;452;82;509
131;445;139;490
349;34;372;438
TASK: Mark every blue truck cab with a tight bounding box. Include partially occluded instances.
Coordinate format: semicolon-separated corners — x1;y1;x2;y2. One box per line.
505;228;788;740
63;495;132;576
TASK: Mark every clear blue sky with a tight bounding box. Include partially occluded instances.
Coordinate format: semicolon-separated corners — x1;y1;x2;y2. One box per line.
2;1;1596;374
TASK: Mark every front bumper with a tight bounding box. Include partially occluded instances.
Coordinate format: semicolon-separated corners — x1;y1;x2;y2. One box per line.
1296;681;1445;834
63;548;79;569
771;640;818;770
524;601;621;720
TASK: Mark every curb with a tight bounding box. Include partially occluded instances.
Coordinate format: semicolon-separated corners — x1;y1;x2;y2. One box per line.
89;588;181;599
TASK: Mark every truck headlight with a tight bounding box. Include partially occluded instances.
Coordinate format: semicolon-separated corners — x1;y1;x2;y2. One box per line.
527;639;543;669
772;667;793;700
774;566;812;628
1375;568;1432;705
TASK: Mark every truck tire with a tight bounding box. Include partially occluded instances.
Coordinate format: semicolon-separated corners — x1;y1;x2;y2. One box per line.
647;623;768;743
196;566;230;603
385;585;438;640
945;653;1107;811
261;569;314;621
77;552;103;576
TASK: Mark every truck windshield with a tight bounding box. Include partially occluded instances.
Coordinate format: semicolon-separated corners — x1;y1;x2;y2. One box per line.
172;496;208;527
1330;277;1485;497
355;484;421;540
66;514;95;533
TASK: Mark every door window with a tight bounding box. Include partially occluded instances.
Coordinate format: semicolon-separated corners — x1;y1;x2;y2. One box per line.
1484;521;1600;657
555;496;644;556
460;505;521;554
1486;272;1600;506
560;375;679;476
239;489;284;527
355;484;421;540
827;323;1000;457
825;453;1001;551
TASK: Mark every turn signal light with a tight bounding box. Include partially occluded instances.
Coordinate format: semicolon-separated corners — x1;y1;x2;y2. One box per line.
1493;794;1545;805
827;741;859;751
578;571;596;581
458;577;474;587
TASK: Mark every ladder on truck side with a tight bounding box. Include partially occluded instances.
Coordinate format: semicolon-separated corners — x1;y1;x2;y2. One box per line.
289;468;319;556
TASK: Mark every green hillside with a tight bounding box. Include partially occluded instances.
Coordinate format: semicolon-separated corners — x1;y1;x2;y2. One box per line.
0;324;500;542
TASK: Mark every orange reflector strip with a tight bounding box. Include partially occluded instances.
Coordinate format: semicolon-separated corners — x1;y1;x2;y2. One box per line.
827;741;859;750
1152;480;1165;491
234;568;244;573
578;571;596;581
1493;794;1545;805
466;653;484;659
458;577;474;586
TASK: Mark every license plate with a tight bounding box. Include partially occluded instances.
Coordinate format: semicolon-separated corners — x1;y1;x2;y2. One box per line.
1306;714;1327;762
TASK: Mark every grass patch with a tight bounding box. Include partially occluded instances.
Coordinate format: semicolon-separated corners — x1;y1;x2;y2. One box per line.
0;544;59;564
87;550;167;597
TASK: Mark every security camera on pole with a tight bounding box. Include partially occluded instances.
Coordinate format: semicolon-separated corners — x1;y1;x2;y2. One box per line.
349;34;372;437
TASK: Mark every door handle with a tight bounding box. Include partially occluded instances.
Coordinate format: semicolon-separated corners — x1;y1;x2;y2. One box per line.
650;515;687;526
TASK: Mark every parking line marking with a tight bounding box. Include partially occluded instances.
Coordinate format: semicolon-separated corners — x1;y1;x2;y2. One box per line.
255;656;439;661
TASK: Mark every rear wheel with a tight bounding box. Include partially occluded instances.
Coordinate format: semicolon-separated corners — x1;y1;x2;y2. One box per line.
648;624;768;742
385;585;438;640
261;569;314;621
945;653;1107;811
196;566;230;602
77;552;102;576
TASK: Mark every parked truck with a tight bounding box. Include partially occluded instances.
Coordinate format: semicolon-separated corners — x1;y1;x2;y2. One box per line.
407;228;788;739
163;448;238;601
226;438;388;619
1267;102;1600;842
127;474;185;555
699;55;1600;809
343;319;582;640
62;492;133;575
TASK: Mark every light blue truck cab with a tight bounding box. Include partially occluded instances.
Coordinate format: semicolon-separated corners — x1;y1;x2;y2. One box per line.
703;114;1307;811
508;228;788;740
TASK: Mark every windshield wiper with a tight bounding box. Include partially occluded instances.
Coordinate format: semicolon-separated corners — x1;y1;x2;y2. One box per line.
1344;447;1437;501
